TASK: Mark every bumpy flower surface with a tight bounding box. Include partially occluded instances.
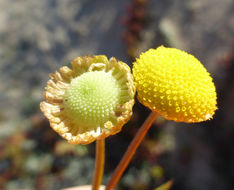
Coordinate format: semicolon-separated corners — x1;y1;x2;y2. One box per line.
133;46;217;123
40;55;135;145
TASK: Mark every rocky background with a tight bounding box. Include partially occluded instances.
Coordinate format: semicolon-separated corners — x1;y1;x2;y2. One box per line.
0;0;234;189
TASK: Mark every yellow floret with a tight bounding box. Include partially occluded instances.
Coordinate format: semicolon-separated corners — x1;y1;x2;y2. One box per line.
133;46;217;123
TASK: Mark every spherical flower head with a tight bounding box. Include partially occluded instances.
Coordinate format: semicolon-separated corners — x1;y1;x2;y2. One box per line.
40;55;135;145
133;46;217;123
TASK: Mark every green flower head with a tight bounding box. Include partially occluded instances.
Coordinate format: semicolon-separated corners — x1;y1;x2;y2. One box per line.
41;55;135;145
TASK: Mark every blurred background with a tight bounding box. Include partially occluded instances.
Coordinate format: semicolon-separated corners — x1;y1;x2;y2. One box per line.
0;0;234;189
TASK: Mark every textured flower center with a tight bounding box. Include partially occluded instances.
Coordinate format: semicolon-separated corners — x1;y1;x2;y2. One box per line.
64;71;121;127
133;46;217;123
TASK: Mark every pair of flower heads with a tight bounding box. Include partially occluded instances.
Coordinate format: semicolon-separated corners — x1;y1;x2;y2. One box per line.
40;46;217;145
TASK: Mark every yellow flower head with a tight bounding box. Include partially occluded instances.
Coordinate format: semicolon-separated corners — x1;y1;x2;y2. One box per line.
133;46;217;123
40;55;135;145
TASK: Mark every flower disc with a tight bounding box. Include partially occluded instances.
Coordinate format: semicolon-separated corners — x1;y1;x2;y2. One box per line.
64;71;121;127
40;55;135;144
133;46;217;123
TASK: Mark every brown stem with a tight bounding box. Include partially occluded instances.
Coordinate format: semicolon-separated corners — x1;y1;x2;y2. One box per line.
106;111;158;190
92;139;105;190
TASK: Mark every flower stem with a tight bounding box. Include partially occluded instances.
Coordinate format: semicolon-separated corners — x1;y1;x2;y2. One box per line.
92;139;105;190
106;111;158;190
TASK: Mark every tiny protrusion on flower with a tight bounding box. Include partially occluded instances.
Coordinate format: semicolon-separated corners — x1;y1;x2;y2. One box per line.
133;46;217;123
40;55;136;145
